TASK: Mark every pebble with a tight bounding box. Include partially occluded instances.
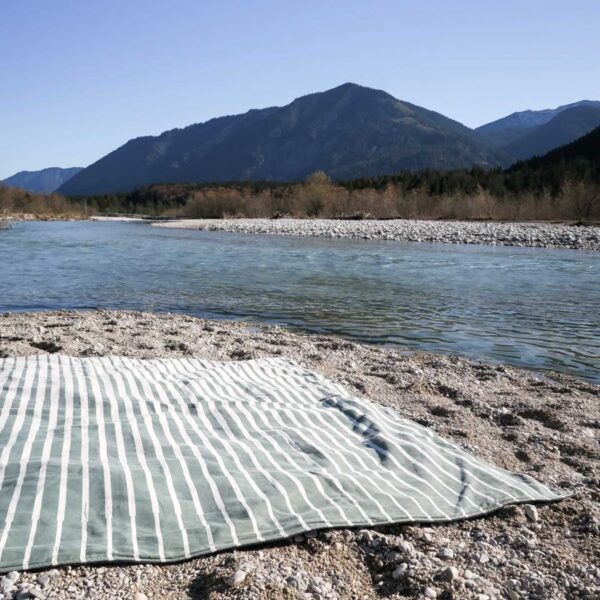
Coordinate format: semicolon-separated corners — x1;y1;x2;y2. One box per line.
524;504;539;522
399;540;415;556
392;563;409;580
35;576;50;589
6;573;19;584
133;593;148;600
229;569;247;587
424;586;438;599
438;547;454;560
440;565;459;581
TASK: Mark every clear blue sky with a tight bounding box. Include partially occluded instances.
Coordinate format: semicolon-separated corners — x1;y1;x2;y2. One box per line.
1;0;599;179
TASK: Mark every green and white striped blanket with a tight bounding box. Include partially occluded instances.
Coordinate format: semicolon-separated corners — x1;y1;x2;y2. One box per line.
0;355;563;572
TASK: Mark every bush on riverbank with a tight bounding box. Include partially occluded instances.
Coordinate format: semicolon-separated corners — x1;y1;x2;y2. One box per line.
0;185;87;219
151;174;600;221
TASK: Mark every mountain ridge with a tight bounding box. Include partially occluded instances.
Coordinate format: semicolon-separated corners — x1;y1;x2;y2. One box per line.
2;167;83;193
502;105;600;161
58;83;507;195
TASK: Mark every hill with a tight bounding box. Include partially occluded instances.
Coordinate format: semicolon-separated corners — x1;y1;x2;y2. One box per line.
476;100;600;148
509;124;600;180
2;167;83;193
59;83;507;195
502;106;600;161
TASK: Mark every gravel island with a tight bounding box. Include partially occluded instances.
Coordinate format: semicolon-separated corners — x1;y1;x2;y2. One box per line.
156;218;600;251
0;310;598;600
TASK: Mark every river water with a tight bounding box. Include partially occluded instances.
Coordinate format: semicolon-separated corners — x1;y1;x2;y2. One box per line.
1;221;598;382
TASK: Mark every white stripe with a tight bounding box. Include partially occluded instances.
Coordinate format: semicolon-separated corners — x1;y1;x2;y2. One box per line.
238;360;429;520
258;361;460;518
187;366;301;534
72;357;90;563
182;359;378;524
0;356;49;562
317;366;542;499
0;357;21;433
365;400;539;500
109;356;188;559
132;360;247;545
118;358;216;552
51;356;76;564
23;356;63;569
170;359;316;530
88;358;139;561
344;399;513;503
0;358;35;488
194;360;335;528
156;360;287;538
103;358;167;561
86;358;114;560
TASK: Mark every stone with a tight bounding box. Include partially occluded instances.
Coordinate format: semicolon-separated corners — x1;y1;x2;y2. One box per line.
438;547;454;560
1;580;16;595
35;576;50;589
392;563;409;580
524;504;539;522
424;587;438;599
440;566;459;582
6;572;20;583
27;589;46;600
229;570;247;587
399;540;416;556
134;593;148;600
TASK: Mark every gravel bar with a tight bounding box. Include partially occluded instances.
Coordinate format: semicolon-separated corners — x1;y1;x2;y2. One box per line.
156;218;600;251
0;310;598;599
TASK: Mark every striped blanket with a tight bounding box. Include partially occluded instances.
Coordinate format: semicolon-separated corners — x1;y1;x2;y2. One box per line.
0;355;563;572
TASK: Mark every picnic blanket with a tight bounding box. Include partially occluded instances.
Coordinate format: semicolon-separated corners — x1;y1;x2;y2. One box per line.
0;355;564;572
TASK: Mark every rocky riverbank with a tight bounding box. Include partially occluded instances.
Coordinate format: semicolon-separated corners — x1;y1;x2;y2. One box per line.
0;310;598;600
156;218;600;251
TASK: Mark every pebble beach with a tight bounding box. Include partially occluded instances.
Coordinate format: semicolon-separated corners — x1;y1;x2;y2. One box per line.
156;218;600;251
0;310;598;600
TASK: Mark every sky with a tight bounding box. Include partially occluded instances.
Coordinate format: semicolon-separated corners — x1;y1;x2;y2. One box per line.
1;0;599;179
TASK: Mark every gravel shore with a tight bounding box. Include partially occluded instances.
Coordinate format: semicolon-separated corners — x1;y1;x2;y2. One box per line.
156;218;600;251
0;310;598;600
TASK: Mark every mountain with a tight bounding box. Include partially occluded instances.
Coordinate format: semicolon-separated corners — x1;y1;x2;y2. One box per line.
510;125;600;176
476;100;600;147
59;83;507;196
2;167;83;193
501;106;600;161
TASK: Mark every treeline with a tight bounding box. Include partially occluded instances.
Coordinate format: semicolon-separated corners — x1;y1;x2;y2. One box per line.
66;169;600;221
0;186;87;218
3;128;600;222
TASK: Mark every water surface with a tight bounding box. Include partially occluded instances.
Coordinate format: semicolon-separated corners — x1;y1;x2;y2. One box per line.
1;221;598;382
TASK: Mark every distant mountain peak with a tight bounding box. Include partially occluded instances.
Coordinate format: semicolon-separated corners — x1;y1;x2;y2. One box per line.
477;100;600;134
2;166;84;193
476;100;600;161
